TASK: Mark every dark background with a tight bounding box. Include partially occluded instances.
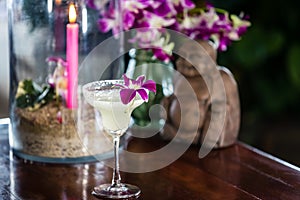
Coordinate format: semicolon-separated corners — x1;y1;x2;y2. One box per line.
206;0;300;166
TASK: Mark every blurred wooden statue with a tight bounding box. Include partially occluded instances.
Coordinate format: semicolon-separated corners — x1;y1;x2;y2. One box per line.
160;40;240;148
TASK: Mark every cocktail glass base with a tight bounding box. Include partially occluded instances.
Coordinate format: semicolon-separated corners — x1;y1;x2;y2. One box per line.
92;183;141;199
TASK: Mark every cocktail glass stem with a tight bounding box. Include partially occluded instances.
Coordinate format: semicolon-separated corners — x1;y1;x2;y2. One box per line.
111;135;121;187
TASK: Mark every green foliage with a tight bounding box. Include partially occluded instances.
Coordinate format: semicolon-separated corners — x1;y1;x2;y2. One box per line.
221;26;285;71
287;44;300;89
214;0;300;119
16;80;56;109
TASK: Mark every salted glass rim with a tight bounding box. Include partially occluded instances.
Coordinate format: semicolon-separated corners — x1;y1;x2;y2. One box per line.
82;79;124;92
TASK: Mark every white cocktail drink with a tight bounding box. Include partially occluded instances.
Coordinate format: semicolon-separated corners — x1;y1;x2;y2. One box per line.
84;87;143;135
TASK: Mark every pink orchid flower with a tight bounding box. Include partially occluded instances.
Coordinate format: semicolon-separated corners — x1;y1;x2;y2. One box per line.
46;56;68;67
117;74;156;105
46;56;68;98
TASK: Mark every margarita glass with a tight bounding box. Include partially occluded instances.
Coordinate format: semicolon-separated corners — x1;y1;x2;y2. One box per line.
83;80;144;199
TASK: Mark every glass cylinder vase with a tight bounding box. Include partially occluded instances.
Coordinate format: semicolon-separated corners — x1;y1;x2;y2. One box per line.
8;0;124;163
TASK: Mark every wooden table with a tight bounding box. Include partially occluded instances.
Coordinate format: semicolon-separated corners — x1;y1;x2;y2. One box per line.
1;120;300;200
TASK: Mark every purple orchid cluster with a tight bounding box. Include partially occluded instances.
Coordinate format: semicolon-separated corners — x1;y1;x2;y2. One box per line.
87;0;250;61
177;5;251;51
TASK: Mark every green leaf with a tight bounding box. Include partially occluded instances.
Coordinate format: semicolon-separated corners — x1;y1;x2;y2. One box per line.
16;79;56;109
16;94;35;108
22;80;36;94
287;44;300;89
132;84;165;124
232;26;284;70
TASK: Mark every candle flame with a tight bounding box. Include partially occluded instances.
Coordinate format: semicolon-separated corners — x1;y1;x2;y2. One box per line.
55;0;62;5
69;3;77;23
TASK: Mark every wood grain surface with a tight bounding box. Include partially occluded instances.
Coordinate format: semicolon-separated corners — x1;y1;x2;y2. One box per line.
1;123;299;200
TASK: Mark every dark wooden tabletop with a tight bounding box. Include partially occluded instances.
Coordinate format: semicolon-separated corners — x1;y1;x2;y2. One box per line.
1;121;300;200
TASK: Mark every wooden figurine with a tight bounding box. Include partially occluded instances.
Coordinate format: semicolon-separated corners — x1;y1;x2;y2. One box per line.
160;40;240;148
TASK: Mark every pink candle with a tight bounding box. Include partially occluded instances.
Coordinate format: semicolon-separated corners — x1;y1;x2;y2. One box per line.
66;3;78;109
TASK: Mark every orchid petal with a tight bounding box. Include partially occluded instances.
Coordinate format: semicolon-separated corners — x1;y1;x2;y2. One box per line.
123;74;130;87
152;48;171;63
142;80;156;93
181;0;195;9
98;18;114;33
123;11;135;30
237;26;248;36
46;56;60;63
136;89;148;101
135;75;145;85
155;2;173;17
138;21;150;28
120;89;136;104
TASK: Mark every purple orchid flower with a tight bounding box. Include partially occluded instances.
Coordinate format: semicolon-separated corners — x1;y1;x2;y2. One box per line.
46;56;68;98
141;10;176;28
152;48;172;63
117;74;156;105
